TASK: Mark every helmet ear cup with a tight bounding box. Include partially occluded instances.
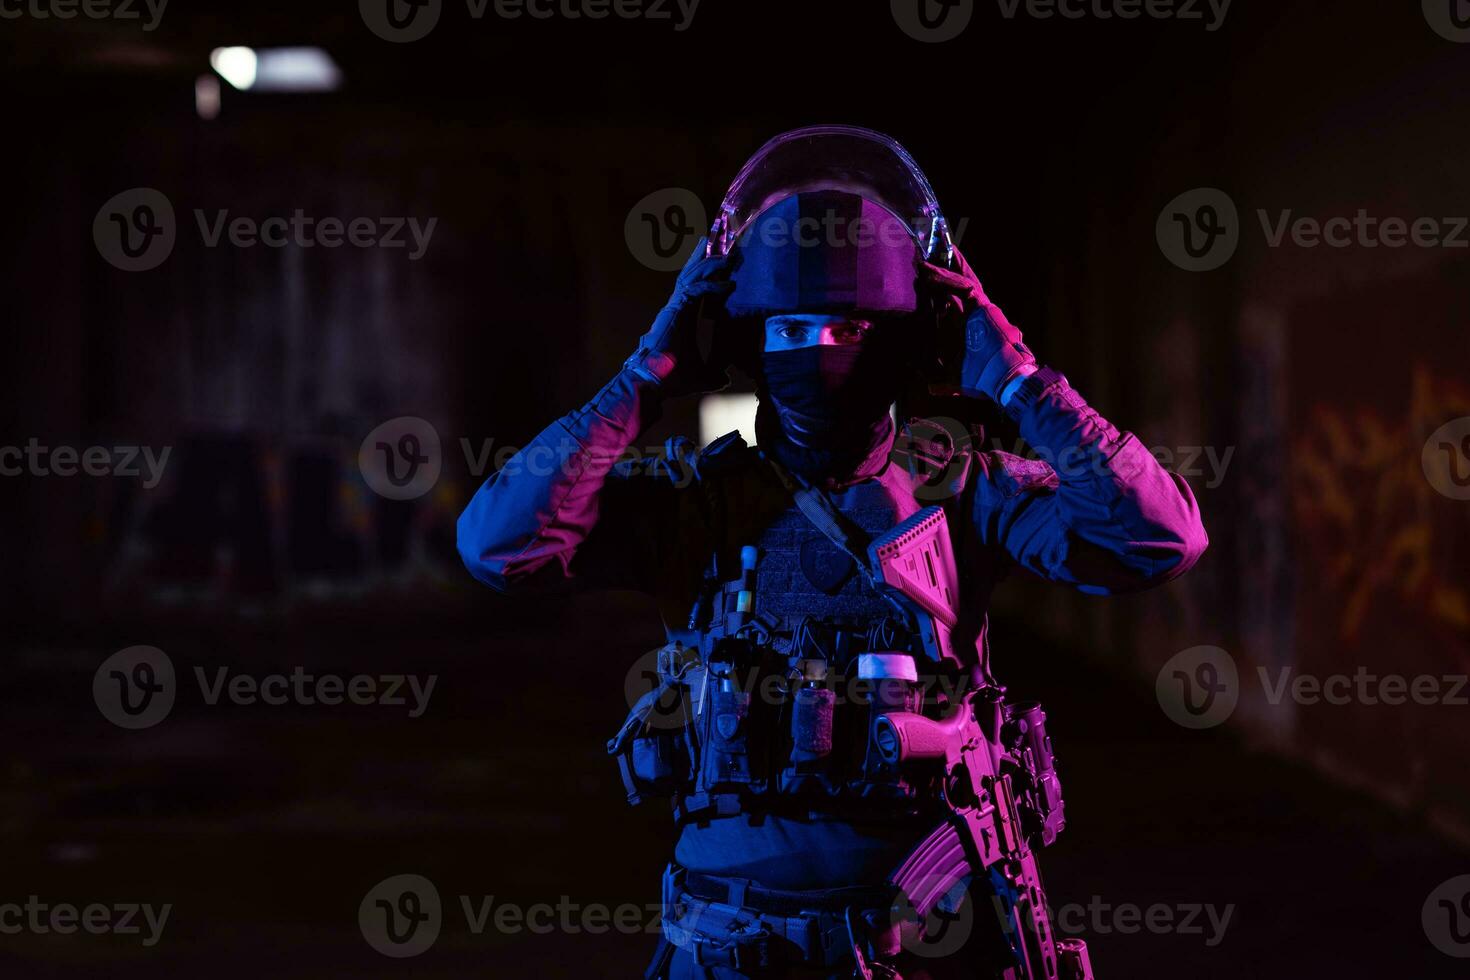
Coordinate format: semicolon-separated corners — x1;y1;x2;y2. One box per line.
929;216;956;268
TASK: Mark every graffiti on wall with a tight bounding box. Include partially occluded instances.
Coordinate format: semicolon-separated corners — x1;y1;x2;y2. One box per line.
1293;365;1470;644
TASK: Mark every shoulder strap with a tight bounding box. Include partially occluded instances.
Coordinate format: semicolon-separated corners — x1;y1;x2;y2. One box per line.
765;456;869;560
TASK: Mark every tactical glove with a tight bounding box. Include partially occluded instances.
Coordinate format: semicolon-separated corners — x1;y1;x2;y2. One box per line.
624;238;738;396
920;247;1036;404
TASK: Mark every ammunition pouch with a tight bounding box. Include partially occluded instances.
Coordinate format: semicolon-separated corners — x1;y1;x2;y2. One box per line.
607;643;699;807
609;634;964;822
610;642;1069;865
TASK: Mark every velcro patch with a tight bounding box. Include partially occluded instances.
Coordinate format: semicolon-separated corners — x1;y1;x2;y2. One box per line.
990;452;1059;499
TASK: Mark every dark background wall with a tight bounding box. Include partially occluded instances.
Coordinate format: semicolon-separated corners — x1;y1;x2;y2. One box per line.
2;1;1469;976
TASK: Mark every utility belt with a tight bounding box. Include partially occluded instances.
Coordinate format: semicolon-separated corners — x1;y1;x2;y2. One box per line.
653;861;1095;979
657;863;899;974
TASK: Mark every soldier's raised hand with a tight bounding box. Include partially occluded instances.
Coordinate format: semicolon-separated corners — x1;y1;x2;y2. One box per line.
624;238;739;396
920;247;1036;404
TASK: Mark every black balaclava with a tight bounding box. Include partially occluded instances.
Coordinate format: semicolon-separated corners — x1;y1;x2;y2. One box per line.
755;332;903;487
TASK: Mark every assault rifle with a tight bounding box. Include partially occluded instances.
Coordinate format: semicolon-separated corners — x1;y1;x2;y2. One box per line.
867;507;1093;980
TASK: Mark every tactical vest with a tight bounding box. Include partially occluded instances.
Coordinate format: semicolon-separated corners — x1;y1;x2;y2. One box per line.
609;429;985;825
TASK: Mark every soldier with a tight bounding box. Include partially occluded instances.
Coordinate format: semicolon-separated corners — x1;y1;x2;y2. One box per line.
457;127;1207;978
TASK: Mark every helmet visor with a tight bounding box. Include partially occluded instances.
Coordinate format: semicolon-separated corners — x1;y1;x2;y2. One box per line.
711;125;951;263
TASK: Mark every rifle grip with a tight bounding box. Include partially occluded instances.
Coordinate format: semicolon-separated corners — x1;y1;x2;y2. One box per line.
873;710;953;765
